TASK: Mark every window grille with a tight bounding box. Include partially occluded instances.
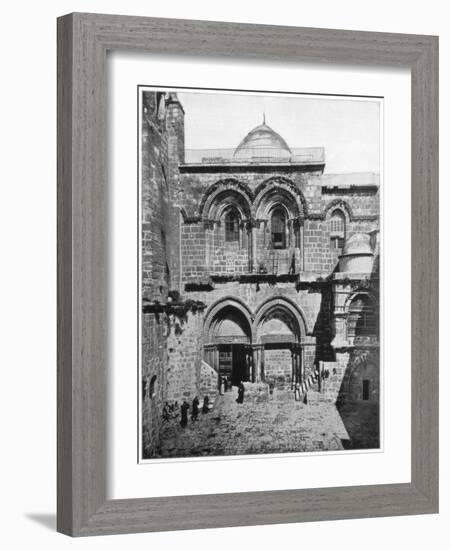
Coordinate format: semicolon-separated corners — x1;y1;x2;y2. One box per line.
225;211;240;242
330;210;345;252
347;296;377;337
271;208;286;249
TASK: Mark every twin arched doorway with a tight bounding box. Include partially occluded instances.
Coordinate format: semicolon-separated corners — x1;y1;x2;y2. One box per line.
203;297;306;389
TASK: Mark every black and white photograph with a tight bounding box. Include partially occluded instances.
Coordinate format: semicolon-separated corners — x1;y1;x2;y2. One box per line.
140;87;381;460
1;0;443;545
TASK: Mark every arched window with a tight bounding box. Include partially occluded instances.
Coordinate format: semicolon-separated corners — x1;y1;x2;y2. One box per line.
271;208;287;249
330;209;346;252
224;210;240;242
347;295;377;338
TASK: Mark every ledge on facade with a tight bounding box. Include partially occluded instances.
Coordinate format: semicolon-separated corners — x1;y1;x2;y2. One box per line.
211;272;300;285
321;184;379;195
142;298;207;315
184;277;215;291
320;172;380;192
298;271;331;283
333;272;373;281
182;271;338;290
332;343;380;353
332;273;379;290
332;335;380;351
179;163;325;174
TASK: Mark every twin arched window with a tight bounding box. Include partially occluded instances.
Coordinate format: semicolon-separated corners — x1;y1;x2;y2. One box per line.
271;207;287;249
330;209;346;252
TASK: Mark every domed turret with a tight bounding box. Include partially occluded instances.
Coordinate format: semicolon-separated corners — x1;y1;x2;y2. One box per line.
339;233;374;273
233;116;291;161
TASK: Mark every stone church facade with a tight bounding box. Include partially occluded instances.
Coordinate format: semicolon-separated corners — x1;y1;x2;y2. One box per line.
141;91;380;458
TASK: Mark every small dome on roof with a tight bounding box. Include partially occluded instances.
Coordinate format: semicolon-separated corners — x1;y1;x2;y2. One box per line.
339;233;374;274
233;116;291;160
342;233;373;257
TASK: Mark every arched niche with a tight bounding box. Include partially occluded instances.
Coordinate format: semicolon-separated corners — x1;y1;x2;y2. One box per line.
200;180;252;222
254;297;307;344
254;185;301;220
345;292;378;339
203;298;253;344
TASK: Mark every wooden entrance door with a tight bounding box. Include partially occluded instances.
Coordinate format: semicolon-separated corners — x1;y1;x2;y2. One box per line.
231;344;247;386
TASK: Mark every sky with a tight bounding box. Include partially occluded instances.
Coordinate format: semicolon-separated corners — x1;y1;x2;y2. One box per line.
177;90;381;174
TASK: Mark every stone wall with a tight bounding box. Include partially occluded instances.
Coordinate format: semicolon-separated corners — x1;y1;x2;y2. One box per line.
211;229;249;275
264;347;292;388
320;347;380;406
199;361;219;402
334;349;380;405
141;312;167;458
141;91;170;457
179;170;379;279
165;310;204;404
141;91;185;457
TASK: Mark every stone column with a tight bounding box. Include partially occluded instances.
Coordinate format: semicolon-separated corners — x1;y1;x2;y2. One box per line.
244;345;252;382
246;221;252;272
253;222;258;273
252;344;264;383
294;345;302;386
291;346;296;389
214;346;220;389
213;346;219;372
204;220;215;273
261;346;265;382
299;223;304;271
300;346;304;385
246;219;257;273
255;346;260;383
318;360;323;392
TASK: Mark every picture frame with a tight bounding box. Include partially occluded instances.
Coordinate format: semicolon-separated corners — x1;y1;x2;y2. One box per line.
57;12;438;536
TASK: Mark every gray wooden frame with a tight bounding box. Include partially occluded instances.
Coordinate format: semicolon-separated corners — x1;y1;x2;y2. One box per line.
57;12;439;537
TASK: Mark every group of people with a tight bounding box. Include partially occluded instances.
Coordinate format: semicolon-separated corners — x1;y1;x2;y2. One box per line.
179;395;210;427
168;378;246;429
162;401;180;421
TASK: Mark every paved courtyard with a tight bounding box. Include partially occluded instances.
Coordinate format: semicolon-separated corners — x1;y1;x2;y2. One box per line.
157;386;375;458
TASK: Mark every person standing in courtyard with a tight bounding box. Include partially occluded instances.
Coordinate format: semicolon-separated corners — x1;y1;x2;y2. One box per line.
236;381;245;404
191;396;200;421
202;395;210;413
180;400;189;427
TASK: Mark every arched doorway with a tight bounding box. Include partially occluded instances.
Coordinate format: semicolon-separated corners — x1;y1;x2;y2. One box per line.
203;300;252;387
255;298;305;390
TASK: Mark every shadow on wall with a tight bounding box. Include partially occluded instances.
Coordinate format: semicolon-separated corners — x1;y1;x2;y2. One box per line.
336;253;380;450
312;267;338;369
337;399;380;450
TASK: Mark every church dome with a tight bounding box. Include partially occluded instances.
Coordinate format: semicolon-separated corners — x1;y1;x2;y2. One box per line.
339;233;374;274
341;233;373;257
233;117;291;161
